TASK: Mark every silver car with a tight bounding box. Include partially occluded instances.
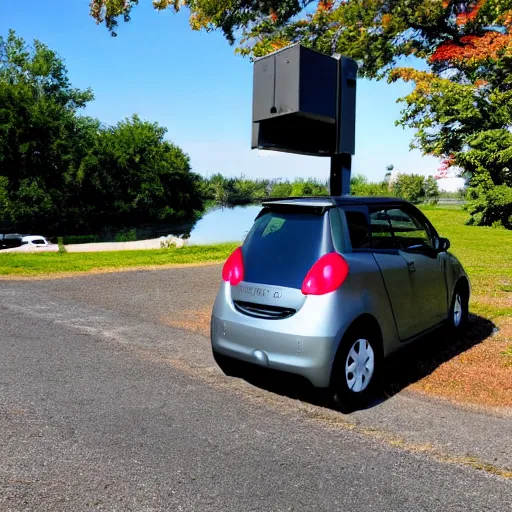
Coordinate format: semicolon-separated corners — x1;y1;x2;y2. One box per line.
211;197;470;408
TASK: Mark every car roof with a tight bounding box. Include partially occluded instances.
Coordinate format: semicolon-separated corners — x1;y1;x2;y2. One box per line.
262;196;411;208
21;235;47;241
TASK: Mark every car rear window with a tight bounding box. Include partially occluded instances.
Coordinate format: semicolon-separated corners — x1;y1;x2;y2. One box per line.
242;209;326;289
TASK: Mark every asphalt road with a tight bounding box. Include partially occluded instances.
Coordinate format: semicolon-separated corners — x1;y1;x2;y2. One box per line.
0;266;511;511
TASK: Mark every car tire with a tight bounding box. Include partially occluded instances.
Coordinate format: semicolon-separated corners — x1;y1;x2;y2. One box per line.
212;350;240;377
330;327;382;411
447;284;469;335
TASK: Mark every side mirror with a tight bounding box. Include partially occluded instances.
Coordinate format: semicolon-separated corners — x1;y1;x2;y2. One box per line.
436;237;450;252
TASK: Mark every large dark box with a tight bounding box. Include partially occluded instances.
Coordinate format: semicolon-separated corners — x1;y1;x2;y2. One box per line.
251;44;357;156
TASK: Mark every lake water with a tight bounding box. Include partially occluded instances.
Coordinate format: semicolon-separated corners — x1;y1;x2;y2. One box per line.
186;204;263;245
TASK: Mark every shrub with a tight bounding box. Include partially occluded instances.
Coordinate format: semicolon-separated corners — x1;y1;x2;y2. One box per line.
391;173;425;204
350;174;390;197
61;235;99;245
465;174;512;229
114;229;137;242
423;176;439;205
57;237;67;254
290;179;328;197
269;181;293;197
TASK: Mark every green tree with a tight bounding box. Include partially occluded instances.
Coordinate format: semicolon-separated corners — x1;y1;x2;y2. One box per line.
74;115;204;228
423;176;440;205
205;173;235;203
270;180;292;197
350;174;369;196
290;178;328;197
89;1;512;227
457;130;512;227
350;173;390;197
88;1;511;74
0;30;94;232
392;173;426;204
0;30;204;234
233;176;267;201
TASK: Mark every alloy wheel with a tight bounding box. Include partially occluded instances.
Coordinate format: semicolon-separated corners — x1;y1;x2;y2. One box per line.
345;338;375;393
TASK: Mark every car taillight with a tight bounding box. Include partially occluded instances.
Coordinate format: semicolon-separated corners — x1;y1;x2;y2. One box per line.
222;247;244;286
301;252;349;295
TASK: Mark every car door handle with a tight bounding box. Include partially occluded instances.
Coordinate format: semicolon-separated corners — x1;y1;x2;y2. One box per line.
407;261;416;272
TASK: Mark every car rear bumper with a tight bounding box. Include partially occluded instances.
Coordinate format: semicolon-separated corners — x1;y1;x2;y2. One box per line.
210;284;339;388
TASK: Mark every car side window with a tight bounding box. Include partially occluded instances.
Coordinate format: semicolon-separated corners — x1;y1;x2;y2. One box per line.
387;208;434;251
369;209;396;250
345;211;370;249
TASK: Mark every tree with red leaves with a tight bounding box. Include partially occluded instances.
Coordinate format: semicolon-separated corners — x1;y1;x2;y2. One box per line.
89;0;512;226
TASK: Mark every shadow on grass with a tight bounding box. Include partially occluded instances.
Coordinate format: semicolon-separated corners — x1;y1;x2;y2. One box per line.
228;313;496;413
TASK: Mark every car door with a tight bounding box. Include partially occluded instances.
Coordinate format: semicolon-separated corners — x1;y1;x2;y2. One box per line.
388;206;448;330
369;205;447;340
368;207;419;340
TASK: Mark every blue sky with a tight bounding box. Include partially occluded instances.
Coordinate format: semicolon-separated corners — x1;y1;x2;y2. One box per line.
1;0;441;183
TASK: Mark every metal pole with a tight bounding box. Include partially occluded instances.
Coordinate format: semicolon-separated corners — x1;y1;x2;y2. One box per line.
329;153;351;196
329;54;352;196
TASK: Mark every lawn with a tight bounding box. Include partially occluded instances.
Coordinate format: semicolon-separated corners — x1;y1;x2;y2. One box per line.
0;243;239;277
419;206;512;320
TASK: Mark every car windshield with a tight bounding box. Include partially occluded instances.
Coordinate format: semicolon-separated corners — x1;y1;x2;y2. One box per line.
31;239;45;244
242;209;326;289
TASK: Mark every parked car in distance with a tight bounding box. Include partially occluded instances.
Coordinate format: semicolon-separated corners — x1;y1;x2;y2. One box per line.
0;234;51;250
21;235;50;247
0;233;24;249
211;196;470;409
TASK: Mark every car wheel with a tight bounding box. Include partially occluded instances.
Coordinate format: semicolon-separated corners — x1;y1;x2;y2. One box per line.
448;284;469;334
212;350;240;377
330;330;382;410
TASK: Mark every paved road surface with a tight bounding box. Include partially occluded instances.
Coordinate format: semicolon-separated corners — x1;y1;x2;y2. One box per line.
0;267;511;511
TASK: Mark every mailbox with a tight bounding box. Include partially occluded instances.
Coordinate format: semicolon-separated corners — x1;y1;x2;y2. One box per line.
251;44;357;156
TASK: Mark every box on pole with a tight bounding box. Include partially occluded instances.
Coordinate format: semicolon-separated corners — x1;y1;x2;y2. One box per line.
251;44;357;194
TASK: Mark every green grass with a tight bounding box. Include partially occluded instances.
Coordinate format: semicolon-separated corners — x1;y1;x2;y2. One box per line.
419;205;512;319
0;243;239;277
419;206;512;280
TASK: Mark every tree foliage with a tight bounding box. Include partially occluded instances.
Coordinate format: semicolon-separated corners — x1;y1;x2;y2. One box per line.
89;1;512;74
201;175;328;203
200;172;442;204
350;173;390;196
0;31;203;235
89;0;512;227
71;115;203;228
0;30;94;231
392;174;424;203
